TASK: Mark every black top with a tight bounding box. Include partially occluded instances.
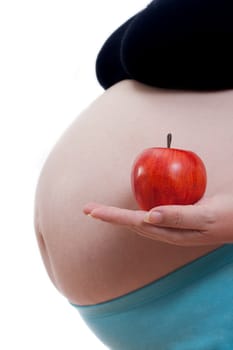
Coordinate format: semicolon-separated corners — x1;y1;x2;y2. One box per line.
96;0;233;91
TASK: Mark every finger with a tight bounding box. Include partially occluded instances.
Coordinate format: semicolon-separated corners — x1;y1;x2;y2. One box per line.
144;204;216;230
89;205;146;226
83;202;104;215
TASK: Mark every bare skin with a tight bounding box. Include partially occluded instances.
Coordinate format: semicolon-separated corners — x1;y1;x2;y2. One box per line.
34;80;233;306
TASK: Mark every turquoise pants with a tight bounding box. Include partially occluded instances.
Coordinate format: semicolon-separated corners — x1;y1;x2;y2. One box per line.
71;244;233;350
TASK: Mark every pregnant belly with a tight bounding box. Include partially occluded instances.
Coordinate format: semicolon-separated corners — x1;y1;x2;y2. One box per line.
35;80;232;305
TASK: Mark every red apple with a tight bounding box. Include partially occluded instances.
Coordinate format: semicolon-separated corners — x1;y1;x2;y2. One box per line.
131;134;207;211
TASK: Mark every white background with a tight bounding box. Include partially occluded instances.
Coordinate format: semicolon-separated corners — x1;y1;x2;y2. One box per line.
0;1;148;349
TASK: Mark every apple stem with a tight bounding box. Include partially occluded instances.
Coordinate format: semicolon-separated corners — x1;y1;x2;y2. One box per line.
167;133;172;148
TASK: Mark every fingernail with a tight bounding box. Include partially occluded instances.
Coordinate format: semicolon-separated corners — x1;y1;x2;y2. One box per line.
87;213;96;219
144;211;163;224
87;212;99;220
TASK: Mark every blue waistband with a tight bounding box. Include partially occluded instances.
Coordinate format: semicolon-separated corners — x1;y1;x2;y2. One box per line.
71;244;233;318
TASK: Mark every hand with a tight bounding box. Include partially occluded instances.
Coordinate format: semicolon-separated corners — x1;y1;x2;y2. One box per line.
83;194;233;246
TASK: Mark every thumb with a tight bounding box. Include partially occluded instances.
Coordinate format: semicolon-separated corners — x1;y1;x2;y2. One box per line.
144;203;216;230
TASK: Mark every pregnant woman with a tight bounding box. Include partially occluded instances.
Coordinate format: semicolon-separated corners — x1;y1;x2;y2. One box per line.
34;1;233;349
